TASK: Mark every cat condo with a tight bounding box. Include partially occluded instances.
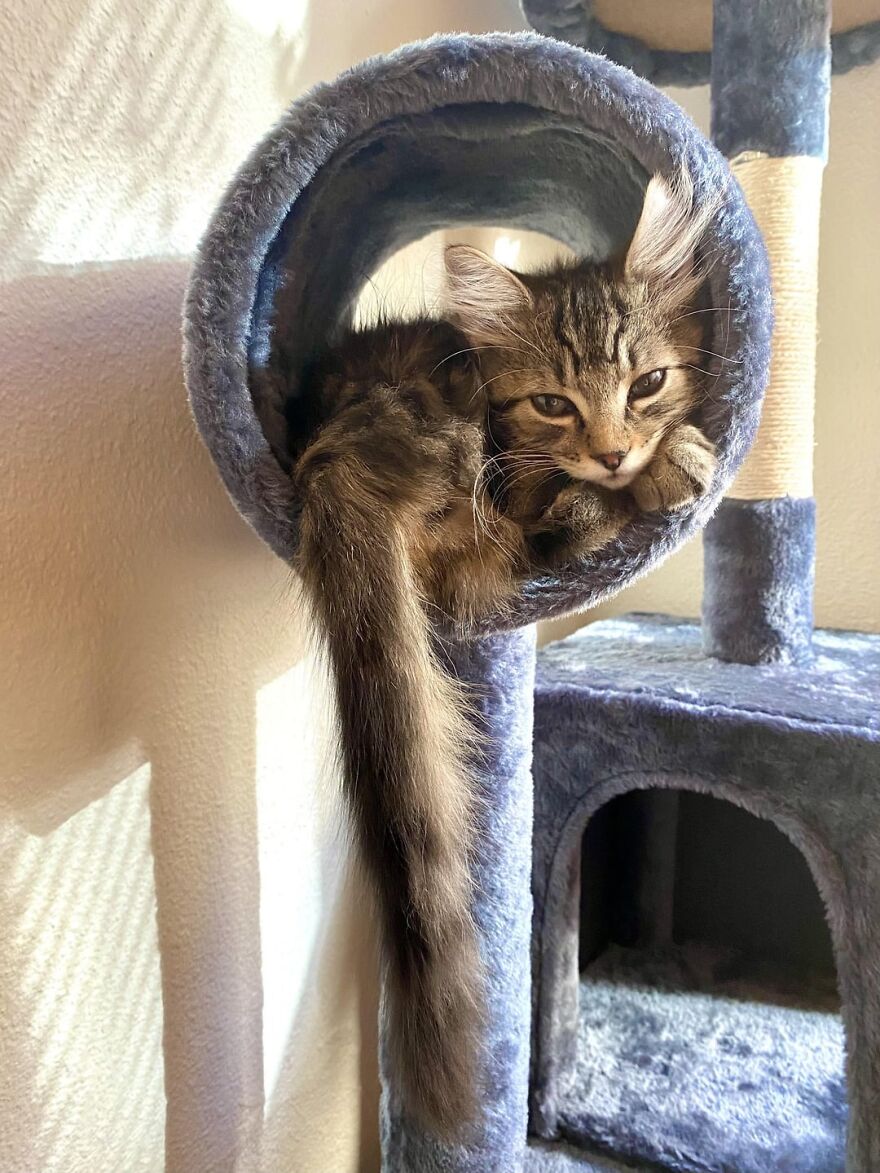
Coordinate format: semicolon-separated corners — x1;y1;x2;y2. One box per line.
182;1;880;1171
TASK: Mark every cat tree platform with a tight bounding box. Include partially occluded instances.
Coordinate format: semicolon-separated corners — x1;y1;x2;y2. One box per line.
528;613;880;1173
527;1137;655;1171
181;0;877;1166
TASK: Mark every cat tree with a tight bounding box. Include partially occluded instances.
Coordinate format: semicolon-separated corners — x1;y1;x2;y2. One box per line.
183;26;784;1173
526;2;880;1172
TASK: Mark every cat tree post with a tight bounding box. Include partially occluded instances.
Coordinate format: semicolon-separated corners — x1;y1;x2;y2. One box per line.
702;0;830;665
381;631;536;1173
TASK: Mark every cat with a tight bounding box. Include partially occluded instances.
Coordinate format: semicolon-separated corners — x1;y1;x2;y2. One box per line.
288;170;718;1138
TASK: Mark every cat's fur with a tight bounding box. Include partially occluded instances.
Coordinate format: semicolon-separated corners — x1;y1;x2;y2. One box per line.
289;171;718;1137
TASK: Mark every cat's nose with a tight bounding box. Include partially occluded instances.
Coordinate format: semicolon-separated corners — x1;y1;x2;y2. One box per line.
595;450;627;471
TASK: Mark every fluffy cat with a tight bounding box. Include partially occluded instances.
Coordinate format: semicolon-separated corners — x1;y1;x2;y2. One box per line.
288;171;718;1138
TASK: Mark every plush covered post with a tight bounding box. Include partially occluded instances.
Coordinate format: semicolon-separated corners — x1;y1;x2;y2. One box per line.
702;0;830;664
522;0;880;83
382;629;536;1172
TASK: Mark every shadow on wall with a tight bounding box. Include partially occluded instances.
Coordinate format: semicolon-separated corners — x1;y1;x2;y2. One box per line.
0;260;379;1173
0;0;309;274
0;0;524;279
0;3;536;1169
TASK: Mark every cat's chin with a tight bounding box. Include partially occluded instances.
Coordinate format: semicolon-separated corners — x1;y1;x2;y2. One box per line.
592;474;637;491
563;467;639;491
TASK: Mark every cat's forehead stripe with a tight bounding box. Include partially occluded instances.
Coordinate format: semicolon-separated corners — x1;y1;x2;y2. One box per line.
553;296;583;379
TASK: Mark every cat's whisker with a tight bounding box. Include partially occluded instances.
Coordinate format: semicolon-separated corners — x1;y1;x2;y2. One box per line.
499;324;548;362
470;459;515;557
471;493;516;560
428;344;531;377
495;454;559;478
677;344;742;364
671;363;717;377
484;410;503;453
495;462;560;495
498;460;559;481
471;368;544;403
668;305;732;324
669;365;725;402
498;450;559;466
503;455;561;473
471;454;497;490
674;360;730;391
501;473;558;499
496;464;547;488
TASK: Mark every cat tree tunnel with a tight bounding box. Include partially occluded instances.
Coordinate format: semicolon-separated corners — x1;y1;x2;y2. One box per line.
179;12;872;1173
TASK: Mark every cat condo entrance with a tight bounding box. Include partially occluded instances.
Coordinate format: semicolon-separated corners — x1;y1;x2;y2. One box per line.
554;789;847;1172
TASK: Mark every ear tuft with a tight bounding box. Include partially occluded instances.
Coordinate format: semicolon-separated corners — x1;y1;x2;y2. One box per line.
623;167;719;301
443;245;531;345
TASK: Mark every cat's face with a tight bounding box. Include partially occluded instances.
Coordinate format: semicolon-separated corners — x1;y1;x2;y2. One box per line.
481;272;704;488
445;172;715;491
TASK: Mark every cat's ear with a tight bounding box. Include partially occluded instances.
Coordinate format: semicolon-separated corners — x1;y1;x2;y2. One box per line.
444;245;532;344
623;169;716;301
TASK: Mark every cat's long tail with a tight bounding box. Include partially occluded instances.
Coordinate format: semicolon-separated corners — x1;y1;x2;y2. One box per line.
298;456;484;1139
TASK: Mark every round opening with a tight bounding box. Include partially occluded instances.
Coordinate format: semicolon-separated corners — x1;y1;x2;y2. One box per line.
185;35;770;627
250;103;649;446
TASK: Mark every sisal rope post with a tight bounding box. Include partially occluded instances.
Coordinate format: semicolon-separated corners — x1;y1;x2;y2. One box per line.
702;0;830;666
728;154;823;501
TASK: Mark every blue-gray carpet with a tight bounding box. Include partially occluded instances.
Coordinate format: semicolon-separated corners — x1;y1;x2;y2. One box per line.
552;946;846;1173
526;1137;652;1170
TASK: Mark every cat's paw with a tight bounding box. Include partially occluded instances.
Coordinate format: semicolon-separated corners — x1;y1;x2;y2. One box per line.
632;425;717;513
539;484;632;555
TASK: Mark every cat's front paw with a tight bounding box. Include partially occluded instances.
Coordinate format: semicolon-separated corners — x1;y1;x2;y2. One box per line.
535;483;632;558
632;424;717;513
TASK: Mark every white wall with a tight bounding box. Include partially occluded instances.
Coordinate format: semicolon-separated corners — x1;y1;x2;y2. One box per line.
1;5;878;1173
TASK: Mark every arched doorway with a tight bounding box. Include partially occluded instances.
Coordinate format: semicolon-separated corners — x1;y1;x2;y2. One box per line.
560;789;847;1172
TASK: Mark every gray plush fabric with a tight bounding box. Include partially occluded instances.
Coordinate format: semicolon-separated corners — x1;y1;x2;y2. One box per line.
711;0;831;159
705;0;828;662
526;1137;651;1170
522;1;880;85
559;945;845;1173
531;615;880;1171
702;498;816;665
183;31;771;634
381;629;536;1173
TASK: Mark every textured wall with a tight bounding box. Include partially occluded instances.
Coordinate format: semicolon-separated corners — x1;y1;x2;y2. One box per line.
0;261;380;1173
0;3;524;1173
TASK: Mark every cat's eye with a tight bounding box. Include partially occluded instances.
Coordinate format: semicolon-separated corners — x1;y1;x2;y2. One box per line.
629;369;667;401
531;394;576;418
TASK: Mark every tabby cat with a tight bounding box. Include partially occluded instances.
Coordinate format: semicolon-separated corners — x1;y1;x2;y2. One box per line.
289;171;718;1138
